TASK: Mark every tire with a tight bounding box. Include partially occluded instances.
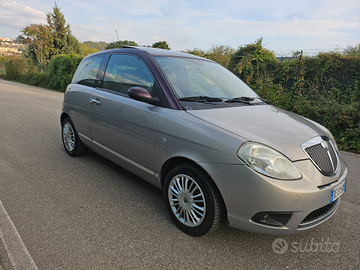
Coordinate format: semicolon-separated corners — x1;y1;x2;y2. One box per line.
164;162;223;236
61;117;88;157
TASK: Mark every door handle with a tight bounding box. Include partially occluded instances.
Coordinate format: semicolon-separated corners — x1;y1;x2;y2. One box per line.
90;98;102;105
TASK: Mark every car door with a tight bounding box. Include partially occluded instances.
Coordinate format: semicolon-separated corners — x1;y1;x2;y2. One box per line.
65;53;108;140
88;53;163;181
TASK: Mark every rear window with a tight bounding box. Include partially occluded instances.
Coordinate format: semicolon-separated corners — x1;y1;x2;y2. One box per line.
72;56;104;87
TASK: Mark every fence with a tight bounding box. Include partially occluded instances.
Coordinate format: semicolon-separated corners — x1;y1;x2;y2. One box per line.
274;48;360;61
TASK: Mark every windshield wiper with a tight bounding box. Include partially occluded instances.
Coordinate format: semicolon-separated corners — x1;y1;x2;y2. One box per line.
225;96;269;105
225;96;254;104
179;96;223;102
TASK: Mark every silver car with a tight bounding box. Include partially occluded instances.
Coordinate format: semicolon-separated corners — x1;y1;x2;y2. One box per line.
61;46;348;236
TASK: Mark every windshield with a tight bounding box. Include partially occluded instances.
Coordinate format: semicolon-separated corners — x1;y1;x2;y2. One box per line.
154;56;259;100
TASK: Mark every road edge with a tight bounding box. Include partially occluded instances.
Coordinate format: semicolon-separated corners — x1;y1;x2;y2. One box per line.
0;200;38;270
0;236;12;270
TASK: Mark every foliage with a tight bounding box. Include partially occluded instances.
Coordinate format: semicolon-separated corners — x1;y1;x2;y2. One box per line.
293;97;360;152
205;45;234;68
279;52;360;152
18;24;55;70
48;54;83;90
18;3;80;67
5;53;83;91
228;38;278;84
83;41;107;51
5;58;26;80
183;45;234;68
105;40;138;49
80;43;98;56
252;75;292;110
344;44;360;57
0;57;8;76
227;38;287;107
302;53;360;104
46;2;81;56
182;48;206;57
152;41;170;50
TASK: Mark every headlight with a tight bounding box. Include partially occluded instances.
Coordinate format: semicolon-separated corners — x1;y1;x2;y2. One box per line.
237;142;302;180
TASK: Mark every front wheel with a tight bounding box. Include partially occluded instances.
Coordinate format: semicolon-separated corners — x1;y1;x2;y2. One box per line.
61;117;88;157
164;163;223;236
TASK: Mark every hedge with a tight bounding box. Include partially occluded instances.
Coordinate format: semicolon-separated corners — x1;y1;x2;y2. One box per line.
3;50;360;153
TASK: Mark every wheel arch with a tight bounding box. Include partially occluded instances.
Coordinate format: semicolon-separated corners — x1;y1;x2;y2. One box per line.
160;156;228;219
60;112;70;125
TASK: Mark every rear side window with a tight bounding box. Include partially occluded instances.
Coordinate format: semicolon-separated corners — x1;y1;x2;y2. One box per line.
102;54;154;95
72;56;104;87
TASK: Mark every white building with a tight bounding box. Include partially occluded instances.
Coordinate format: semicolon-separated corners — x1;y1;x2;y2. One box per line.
0;37;24;56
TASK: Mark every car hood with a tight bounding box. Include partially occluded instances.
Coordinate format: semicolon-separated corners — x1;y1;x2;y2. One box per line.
187;105;329;161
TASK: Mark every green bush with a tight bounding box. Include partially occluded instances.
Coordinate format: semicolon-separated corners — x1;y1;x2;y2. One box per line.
228;38;278;85
22;72;52;88
4;53;83;92
49;54;83;91
293;97;360;152
252;76;292;110
302;53;360;104
5;58;26;80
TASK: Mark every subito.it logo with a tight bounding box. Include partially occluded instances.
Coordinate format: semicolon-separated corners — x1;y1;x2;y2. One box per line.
272;238;288;254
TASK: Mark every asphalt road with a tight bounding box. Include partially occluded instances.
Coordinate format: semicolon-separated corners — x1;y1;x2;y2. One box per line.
0;78;359;269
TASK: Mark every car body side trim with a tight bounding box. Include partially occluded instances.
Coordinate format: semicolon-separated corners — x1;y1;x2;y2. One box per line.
78;133;155;176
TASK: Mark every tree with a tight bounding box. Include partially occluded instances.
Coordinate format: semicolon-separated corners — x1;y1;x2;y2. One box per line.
105;40;138;49
205;45;234;68
46;2;81;56
227;38;291;109
228;38;277;83
344;44;360;56
152;41;170;50
18;24;55;70
182;48;206;57
18;2;81;66
80;43;98;56
83;41;107;51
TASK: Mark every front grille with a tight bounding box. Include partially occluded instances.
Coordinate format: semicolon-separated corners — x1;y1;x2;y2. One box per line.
300;199;338;227
303;137;338;176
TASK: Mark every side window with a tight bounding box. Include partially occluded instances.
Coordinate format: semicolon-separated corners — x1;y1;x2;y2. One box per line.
103;54;155;95
72;56;104;87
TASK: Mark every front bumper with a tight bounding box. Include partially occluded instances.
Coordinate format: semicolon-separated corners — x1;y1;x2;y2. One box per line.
200;159;348;235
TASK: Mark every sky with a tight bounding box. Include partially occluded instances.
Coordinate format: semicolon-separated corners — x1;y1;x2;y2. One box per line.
0;0;359;53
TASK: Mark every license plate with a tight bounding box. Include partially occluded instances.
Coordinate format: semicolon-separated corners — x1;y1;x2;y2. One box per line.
330;179;347;203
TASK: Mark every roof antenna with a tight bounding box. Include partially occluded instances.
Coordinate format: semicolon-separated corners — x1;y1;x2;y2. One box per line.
115;30;120;41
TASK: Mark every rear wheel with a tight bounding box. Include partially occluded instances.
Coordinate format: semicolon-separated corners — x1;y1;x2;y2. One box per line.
164;163;223;236
61;117;88;157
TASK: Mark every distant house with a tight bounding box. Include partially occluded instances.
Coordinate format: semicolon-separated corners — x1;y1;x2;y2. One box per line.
0;37;24;56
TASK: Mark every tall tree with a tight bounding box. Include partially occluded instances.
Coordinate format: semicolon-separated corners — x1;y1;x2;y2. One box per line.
46;2;81;56
18;24;55;70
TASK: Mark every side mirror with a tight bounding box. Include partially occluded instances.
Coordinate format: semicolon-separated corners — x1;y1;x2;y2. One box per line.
127;87;160;105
